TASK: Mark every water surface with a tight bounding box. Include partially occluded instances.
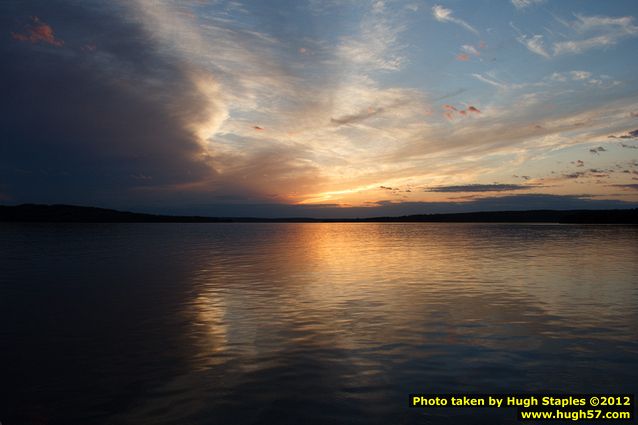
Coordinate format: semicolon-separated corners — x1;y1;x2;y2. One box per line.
1;223;637;424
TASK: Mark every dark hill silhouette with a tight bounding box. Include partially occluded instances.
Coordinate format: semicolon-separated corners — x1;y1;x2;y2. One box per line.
1;204;637;224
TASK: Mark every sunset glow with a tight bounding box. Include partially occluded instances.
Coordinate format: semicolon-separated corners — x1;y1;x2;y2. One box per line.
2;0;638;216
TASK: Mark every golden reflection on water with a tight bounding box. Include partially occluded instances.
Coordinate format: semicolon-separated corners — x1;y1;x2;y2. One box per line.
187;223;638;372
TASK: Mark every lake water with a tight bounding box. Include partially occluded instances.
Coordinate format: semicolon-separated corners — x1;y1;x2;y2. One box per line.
1;223;637;424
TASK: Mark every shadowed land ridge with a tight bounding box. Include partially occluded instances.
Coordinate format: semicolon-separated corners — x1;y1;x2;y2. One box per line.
1;204;637;224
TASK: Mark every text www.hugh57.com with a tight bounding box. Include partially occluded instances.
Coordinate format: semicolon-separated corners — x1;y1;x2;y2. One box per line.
519;409;631;421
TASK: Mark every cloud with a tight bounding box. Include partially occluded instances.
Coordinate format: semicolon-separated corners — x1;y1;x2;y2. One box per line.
550;72;567;82
609;129;638;139
432;5;479;35
331;106;385;126
610;184;638;191
589;146;607;154
471;73;511;89
513;13;638;59
511;0;545;9
570;71;592;81
563;172;586;179
571;14;638;34
1;1;225;205
11;16;63;47
442;104;481;120
620;143;638;149
336;3;407;71
519;13;638;58
253;126;265;131
548;70;619;88
461;44;480;56
553;36;617;56
425;184;531;193
456;44;481;62
472;74;506;88
517;34;550;58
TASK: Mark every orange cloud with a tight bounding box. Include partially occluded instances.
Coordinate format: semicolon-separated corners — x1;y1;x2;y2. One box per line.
11;16;63;47
253;126;264;131
443;104;481;120
456;53;470;61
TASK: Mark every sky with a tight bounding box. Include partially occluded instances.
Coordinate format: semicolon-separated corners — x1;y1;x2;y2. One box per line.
1;0;638;217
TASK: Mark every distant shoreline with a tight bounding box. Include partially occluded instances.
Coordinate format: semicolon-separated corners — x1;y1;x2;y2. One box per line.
1;204;637;224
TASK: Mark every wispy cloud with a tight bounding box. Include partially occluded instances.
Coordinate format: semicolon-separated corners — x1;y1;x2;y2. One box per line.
520;34;551;58
432;5;479;35
515;13;638;58
548;70;619;87
471;73;510;89
511;0;545;10
337;2;407;71
511;23;550;58
554;34;628;56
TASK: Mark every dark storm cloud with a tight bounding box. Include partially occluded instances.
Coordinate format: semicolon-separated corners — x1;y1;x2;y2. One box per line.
0;1;218;205
424;184;531;192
